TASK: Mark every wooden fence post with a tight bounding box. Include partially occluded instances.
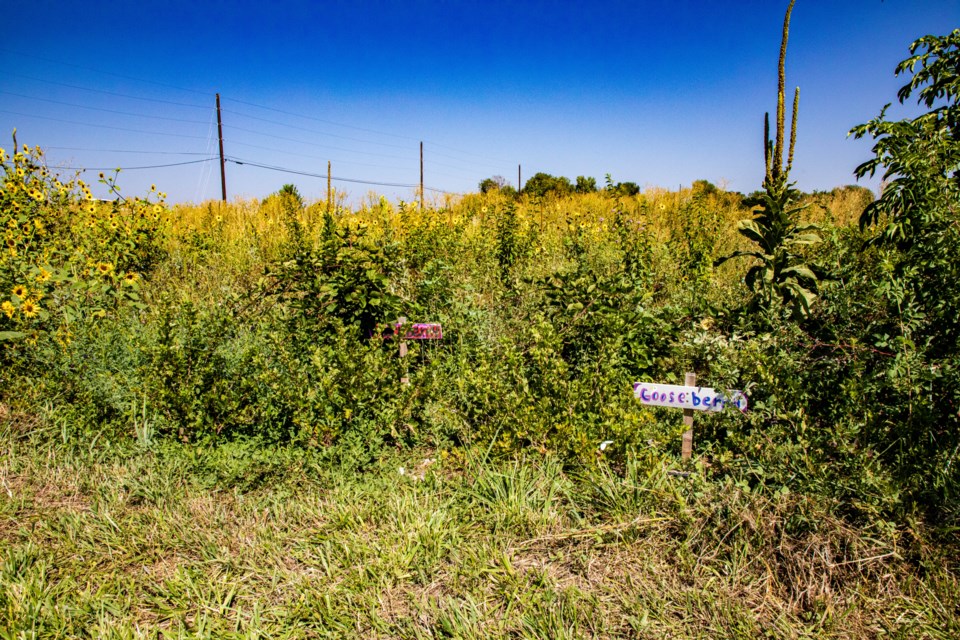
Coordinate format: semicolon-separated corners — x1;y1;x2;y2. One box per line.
398;316;409;385
682;372;696;460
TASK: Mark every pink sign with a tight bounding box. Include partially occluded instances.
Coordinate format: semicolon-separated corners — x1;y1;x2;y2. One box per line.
395;322;442;340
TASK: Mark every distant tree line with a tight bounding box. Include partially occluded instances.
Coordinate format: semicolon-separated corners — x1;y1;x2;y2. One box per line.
478;173;874;207
478;172;641;198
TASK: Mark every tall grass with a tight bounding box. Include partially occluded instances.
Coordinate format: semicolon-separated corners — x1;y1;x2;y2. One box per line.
2;417;956;638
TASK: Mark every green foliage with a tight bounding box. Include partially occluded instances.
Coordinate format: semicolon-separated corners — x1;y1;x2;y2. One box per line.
273;218;402;338
669;188;724;310
692;179;718;196
574;175;597;193
495;202;526;279
278;183;304;208
837;28;960;519
719;182;823;317
479;175;508;194
538;230;659;374
523;172;573;198
603;174;641;197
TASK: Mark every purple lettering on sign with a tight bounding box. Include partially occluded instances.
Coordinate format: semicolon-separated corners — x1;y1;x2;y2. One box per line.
633;382;748;413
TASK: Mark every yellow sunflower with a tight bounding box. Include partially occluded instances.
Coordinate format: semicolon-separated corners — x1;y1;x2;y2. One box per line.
11;284;27;299
21;299;38;317
96;262;114;275
1;301;14;318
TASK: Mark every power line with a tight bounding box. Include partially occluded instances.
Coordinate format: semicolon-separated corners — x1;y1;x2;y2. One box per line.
225;97;515;167
196;109;218;203
0;48;211;97
5;65;515;170
225;139;415;172
0;110;209;139
223;127;493;180
3;72;211;109
226;108;412;151
424;144;513;172
227;157;415;187
224;97;419;142
226;156;460;194
222;124;414;161
0;90;212;124
48;157;219;172
46;146;212;155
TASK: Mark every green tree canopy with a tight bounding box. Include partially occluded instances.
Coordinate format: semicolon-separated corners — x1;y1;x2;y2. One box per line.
479;176;508;194
575;176;598;193
523;172;573;198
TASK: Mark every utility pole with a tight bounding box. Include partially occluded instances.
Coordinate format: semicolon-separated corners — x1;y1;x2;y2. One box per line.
327;161;332;213
216;93;226;202
518;164;522;193
419;141;424;211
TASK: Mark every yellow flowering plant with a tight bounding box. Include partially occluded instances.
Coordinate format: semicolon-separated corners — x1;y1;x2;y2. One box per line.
0;142;168;348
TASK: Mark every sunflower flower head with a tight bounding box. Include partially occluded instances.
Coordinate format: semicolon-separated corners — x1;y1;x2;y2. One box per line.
1;301;14;318
96;262;114;276
21;299;39;318
11;284;27;299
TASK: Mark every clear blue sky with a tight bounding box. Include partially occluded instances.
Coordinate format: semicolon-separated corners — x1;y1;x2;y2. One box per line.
1;1;957;204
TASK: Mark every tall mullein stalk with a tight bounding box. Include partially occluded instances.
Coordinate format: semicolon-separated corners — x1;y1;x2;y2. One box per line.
767;0;799;186
716;0;822;319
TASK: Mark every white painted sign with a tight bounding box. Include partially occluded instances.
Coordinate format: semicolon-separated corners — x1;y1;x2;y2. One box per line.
633;382;748;413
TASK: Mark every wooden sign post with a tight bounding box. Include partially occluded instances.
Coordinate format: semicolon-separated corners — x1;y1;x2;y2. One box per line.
682;372;696;460
398;316;409;385
633;375;748;460
393;318;443;385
